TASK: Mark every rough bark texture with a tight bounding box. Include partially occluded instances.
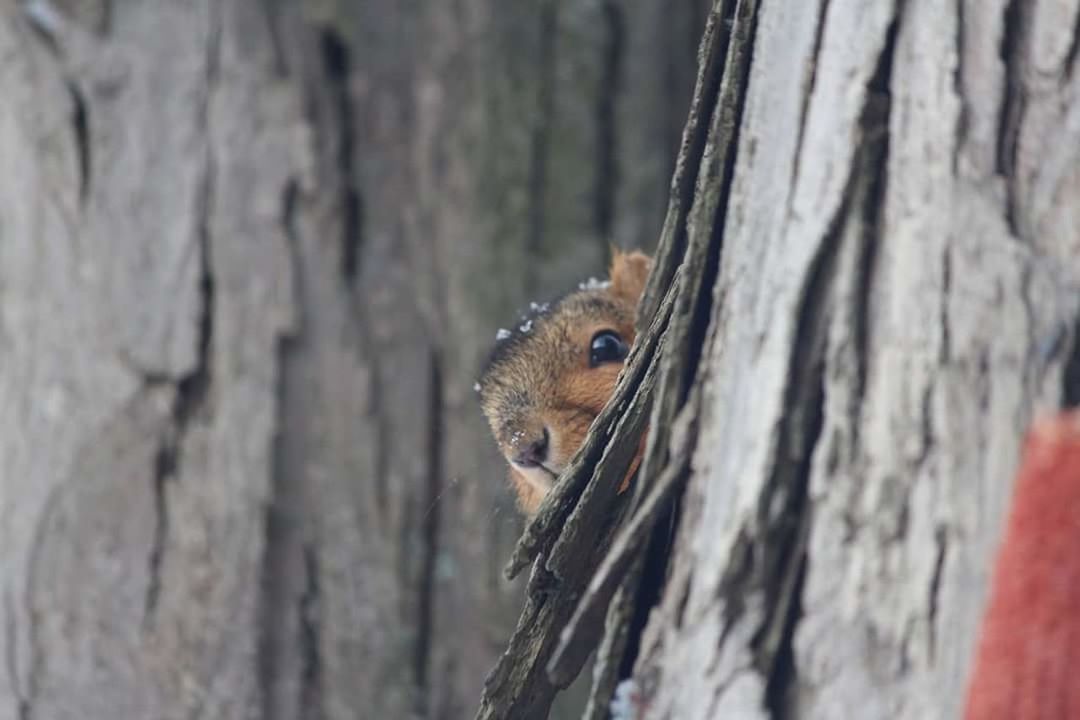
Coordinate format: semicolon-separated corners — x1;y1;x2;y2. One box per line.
0;1;702;718
464;0;1080;717
625;0;1080;718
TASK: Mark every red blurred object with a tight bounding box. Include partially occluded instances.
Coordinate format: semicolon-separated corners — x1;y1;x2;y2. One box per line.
964;411;1080;719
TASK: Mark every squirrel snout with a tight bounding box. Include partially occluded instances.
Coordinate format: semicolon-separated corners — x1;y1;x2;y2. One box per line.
511;427;549;468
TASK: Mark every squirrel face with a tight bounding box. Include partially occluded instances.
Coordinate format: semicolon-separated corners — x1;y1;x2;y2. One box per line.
478;250;652;515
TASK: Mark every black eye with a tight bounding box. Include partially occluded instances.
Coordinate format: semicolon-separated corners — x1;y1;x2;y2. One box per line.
589;330;628;367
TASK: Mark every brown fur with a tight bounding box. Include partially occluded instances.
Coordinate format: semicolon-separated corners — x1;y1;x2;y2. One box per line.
478;250;652;515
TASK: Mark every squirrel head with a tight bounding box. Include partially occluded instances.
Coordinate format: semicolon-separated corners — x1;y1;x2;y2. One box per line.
477;250;652;515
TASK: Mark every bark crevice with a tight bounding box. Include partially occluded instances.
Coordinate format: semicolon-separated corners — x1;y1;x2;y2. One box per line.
995;0;1026;239
940;245;952;364
319;28;362;284
145;6;220;625
788;0;832;208
951;0;968;172
737;11;902;708
926;526;948;659
751;190;834;717
415;350;445;710
67;80;90;205
850;4;897;452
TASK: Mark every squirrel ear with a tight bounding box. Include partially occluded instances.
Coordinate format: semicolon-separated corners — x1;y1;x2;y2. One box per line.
608;249;652;306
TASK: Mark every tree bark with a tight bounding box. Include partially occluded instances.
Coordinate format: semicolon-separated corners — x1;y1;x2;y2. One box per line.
0;1;704;718
470;0;1080;717
622;0;1080;717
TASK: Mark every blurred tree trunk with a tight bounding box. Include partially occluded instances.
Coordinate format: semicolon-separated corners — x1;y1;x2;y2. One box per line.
461;0;1080;717
0;1;704;719
615;0;1080;717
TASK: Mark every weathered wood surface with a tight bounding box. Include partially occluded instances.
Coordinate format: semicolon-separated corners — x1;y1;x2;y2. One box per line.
624;0;1080;718
468;0;1080;717
0;0;703;718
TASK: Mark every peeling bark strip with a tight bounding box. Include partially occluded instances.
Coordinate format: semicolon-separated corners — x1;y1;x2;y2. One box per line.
570;0;762;708
66;80;90;205
320;28;363;283
637;1;734;330
995;0;1026;239
415;350;445;704
145;0;221;627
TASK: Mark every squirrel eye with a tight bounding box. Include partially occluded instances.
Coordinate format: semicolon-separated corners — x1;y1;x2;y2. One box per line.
589;330;628;367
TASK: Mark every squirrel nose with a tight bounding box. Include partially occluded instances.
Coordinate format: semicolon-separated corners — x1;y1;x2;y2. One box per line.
513;428;549;468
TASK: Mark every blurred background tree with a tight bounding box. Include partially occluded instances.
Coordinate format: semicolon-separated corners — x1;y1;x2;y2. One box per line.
0;0;705;718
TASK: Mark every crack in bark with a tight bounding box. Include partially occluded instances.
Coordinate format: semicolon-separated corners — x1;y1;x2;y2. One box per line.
144;132;215;623
320;29;363;284
145;6;220;625
754;206;835;717
926;526;947;661
940;245;952;363
1065;1;1080;81
66;81;90;206
144;432;173;625
918;381;937;471
788;0;831;210
20;5;92;206
733;10;901;713
995;0;1026;240
414;350;444;713
951;0;968;173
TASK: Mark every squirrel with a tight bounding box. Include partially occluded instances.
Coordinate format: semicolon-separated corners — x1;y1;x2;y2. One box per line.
476;249;652;515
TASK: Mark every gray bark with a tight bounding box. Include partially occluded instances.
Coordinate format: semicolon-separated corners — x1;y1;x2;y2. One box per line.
465;0;1080;717
0;0;704;718
626;0;1080;717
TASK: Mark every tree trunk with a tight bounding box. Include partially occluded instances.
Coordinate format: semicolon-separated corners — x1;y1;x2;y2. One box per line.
624;0;1080;717
469;0;1080;717
0;1;703;718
